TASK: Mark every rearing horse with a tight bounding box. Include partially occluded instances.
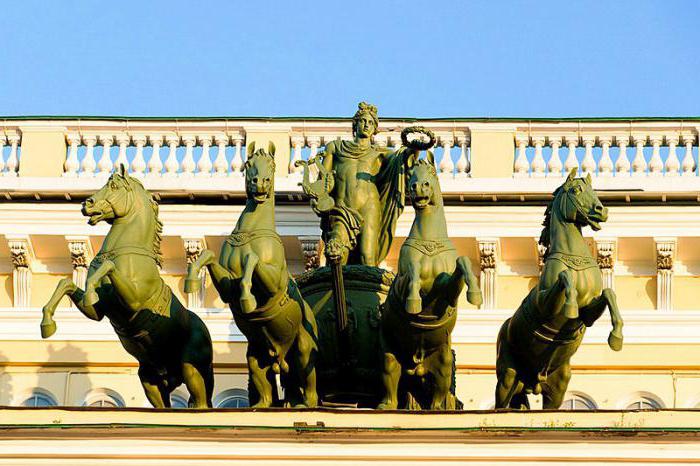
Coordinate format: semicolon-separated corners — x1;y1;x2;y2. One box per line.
186;142;318;408
495;169;624;409
40;166;214;408
379;156;482;410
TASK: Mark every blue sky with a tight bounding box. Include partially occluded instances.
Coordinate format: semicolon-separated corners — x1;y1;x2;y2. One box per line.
1;0;698;118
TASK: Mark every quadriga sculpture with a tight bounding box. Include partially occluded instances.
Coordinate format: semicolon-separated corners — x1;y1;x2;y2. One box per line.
40;166;214;408
379;156;482;410
495;169;624;409
186;142;319;408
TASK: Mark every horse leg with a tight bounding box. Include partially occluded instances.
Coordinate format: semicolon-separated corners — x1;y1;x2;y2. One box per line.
181;362;209;409
542;363;571;409
247;349;273;408
495;320;524;409
581;289;623;351
405;262;422;315
537;269;578;320
41;278;104;338
293;328;318;408
510;391;531;410
184;249;215;293
429;344;453;410
377;352;402;410
445;256;483;307
96;262;144;313
138;366;169;408
240;252;259;313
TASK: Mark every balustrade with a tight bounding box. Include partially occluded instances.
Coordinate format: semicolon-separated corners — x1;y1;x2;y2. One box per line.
513;125;699;177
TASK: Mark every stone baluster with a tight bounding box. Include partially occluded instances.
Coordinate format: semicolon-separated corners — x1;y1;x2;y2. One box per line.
631;135;647;176
648;135;664;176
513;135;529;177
97;135;113;176
438;136;455;175
8;236;32;308
131;135;147;177
0;135;5;174
455;134;470;175
114;133;130;172
197;135;213;176
231;133;244;175
664;134;680;176
184;238;206;309
615;135;631;175
64;133;81;176
307;136;321;161
477;239;498;309
180;135;197;177
80;134;97;177
374;133;388;149
655;238;676;312
299;236;321;271
564;136;580;174
530;136;546;177
681;133;696;176
595;238;616;290
147;135;164;177
4;133;20;176
164;134;180;176
581;136;596;175
597;136;613;177
547;136;563;176
67;237;92;290
213;134;228;176
290;135;305;174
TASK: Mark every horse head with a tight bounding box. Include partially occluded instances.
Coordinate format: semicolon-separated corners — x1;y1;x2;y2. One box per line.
408;155;439;211
244;141;276;204
82;165;139;225
554;169;608;231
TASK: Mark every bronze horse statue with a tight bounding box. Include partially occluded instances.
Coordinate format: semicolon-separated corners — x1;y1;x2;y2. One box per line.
378;156;483;410
186;142;319;408
495;169;624;409
40;166;214;408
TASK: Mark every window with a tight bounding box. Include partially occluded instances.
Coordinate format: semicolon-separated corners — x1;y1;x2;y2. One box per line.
21;390;57;407
83;389;125;408
170;393;188;409
625;397;662;410
560;393;597;410
215;389;249;408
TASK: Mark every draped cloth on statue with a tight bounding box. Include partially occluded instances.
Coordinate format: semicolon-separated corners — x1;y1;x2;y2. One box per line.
322;140;409;264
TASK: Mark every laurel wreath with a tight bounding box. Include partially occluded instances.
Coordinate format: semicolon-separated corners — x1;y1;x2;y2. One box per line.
400;126;436;150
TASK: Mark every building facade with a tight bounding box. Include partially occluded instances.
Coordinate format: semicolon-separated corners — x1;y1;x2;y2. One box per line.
0;116;699;412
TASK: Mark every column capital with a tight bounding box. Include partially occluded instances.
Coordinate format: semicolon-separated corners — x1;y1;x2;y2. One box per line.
477;238;498;270
581;134;596;145
82;133;98;145
148;134;164;145
663;133;679;146
131;134;148;146
594;238;617;270
547;135;563;147
229;132;244;144
564;135;580;146
181;134;197;146
165;133;181;146
598;135;613;146
531;135;546;146
655;237;676;271
115;133;131;145
299;236;321;271
183;237;207;265
198;134;213;146
7;236;33;269
680;132;696;145
631;134;648;146
649;134;664;146
66;236;93;269
614;134;630;146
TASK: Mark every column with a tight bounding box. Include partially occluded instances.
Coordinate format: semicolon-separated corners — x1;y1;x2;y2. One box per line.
8;236;33;308
477;238;498;309
655;238;676;312
67;237;92;290
595;238;616;290
184;238;206;309
299;236;321;272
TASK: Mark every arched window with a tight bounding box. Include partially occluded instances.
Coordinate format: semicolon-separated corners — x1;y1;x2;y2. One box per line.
170;393;188;409
560;393;597;410
83;389;125;408
214;389;249;408
625;396;663;410
21;389;58;407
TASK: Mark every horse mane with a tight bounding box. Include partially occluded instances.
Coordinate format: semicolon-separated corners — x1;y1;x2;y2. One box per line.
246;147;276;172
122;175;163;266
539;184;566;255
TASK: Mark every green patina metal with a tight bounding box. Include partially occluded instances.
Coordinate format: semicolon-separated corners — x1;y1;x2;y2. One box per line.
495;169;625;410
378;155;482;410
39;166;215;408
185;142;319;408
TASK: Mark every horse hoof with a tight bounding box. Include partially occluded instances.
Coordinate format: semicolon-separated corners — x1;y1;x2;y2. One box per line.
563;302;579;319
184;277;201;294
377;401;396;410
84;290;99;306
467;290;483;307
240;296;257;313
40;320;57;339
608;333;623;351
405;297;421;315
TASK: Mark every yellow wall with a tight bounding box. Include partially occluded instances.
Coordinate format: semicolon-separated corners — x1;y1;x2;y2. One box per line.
469;131;515;178
615;275;656;310
674;276;700;310
17;129;66;177
497;275;537;310
30;274;72;308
